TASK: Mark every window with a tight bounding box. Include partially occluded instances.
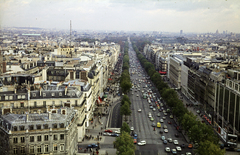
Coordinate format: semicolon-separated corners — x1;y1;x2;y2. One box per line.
52;101;55;105
60;101;62;105
45;145;49;152
20;146;25;154
33;93;36;97
37;146;41;153
13;126;17;131
75;100;77;106
36;125;41;129
13;137;18;143
43;93;46;97
20;126;25;130
44;124;48;129
72;93;75;96
11;103;14;108
53;144;57;151
5;96;9;100
53;134;58;140
37;135;41;141
53;124;57;128
59;92;62;96
44;135;48;141
29;125;34;130
43;101;46;107
34;102;37;107
52;93;55;96
20;102;24;108
21;137;25;143
30;136;34;142
9;96;13;100
22;95;25;99
60;134;64;140
30;146;34;153
60;144;64;151
13;148;18;154
18;95;21;99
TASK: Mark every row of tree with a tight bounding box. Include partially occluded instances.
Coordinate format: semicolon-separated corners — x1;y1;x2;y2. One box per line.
132;41;225;155
115;41;136;155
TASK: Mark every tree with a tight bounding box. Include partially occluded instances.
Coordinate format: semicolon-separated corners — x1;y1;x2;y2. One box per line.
114;131;135;155
121;95;131;106
120;122;130;134
196;140;225;155
120;102;131;121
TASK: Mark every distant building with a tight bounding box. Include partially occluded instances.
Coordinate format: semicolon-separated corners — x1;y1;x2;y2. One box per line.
0;53;6;75
180;30;183;35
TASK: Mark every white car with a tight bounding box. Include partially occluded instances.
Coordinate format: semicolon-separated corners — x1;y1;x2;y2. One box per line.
103;132;111;136
138;109;142;112
173;140;179;145
137;140;146;146
186;152;192;155
165;147;170;152
163;117;166;120
115;130;121;134
152;108;156;111
164;129;168;133
176;146;182;151
136;94;139;97
130;127;134;131
160;119;164;123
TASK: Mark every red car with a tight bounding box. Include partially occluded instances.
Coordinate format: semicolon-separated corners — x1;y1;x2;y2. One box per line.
133;139;137;144
104;129;113;133
168;121;172;124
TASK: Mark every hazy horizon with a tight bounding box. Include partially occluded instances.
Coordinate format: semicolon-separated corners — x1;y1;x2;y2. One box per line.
1;0;240;33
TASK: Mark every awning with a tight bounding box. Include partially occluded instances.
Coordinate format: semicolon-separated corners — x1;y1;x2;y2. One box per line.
159;71;167;75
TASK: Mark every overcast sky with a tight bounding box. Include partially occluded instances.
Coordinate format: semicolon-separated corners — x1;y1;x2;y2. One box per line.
1;0;240;33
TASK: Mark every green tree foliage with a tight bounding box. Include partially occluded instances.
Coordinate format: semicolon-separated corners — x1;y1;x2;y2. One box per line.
196;140;225;155
120;122;131;134
121;95;131;106
114;131;135;155
120;101;131;121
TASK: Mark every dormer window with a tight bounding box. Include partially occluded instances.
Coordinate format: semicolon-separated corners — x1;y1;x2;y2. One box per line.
22;95;25;99
9;96;13;100
33;93;36;97
43;93;46;97
5;96;8;100
59;92;62;96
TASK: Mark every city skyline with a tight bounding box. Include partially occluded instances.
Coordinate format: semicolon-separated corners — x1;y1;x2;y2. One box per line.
0;0;240;33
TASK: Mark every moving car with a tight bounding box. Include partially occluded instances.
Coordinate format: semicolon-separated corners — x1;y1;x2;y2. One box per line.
186;152;192;155
130;127;134;131
165;147;170;152
163;125;167;129
176;146;182;151
188;144;193;149
167;138;172;143
170;115;173;119
133;139;137;144
137;140;146;146
138;109;142;112
164;129;168;133
157;113;161;117
160;119;164;123
152;122;156;127
157;122;161;128
150;117;154;121
163;140;167;144
171;149;177;154
161;136;165;140
173;140;179;145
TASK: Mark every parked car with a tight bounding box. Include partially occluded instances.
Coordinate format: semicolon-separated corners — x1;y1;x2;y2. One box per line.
111;133;119;137
130;127;134;131
188;144;193;149
167;138;172;143
163;140;167;144
173;140;179;145
171;149;177;154
176;146;182;151
87;143;98;148
103;132;111;136
104;129;113;133
161;136;165;140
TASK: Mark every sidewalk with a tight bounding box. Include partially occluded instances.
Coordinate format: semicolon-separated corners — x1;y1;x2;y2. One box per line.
77;92;122;155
